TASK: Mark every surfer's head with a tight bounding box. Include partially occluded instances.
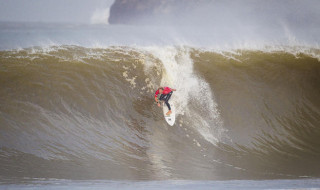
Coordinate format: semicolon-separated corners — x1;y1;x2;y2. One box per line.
158;87;164;93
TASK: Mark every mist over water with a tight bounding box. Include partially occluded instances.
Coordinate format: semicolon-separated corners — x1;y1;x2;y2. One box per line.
0;0;320;184
1;1;320;51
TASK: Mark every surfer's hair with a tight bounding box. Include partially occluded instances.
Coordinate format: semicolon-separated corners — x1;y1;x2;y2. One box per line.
158;87;164;90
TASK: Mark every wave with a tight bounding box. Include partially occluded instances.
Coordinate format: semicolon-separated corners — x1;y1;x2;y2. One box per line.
0;45;320;180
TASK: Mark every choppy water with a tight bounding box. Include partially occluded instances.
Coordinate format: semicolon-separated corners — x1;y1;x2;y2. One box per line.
0;22;320;188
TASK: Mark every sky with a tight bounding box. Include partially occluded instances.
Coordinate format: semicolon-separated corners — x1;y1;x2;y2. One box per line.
0;0;114;24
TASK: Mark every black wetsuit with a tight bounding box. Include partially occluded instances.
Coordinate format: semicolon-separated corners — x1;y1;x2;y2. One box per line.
159;91;173;110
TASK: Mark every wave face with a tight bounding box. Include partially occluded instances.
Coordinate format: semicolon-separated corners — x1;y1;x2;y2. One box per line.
1;46;320;180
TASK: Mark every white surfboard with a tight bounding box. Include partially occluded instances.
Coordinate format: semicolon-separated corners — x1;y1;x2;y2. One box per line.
163;102;175;126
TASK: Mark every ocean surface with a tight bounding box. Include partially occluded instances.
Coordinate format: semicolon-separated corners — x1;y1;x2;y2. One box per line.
0;21;320;189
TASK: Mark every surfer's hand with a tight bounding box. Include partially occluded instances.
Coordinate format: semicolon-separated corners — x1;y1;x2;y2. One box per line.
157;103;161;107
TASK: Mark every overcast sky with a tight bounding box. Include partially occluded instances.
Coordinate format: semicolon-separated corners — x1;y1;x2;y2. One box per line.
1;0;320;27
0;0;114;23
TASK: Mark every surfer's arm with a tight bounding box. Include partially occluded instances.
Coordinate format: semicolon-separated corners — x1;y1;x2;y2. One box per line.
155;96;161;106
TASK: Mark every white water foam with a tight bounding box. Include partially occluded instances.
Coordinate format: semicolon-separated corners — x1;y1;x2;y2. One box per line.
143;46;225;145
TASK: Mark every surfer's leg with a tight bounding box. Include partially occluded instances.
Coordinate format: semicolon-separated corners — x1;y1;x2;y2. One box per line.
165;92;173;110
165;92;172;102
159;94;166;101
165;101;171;110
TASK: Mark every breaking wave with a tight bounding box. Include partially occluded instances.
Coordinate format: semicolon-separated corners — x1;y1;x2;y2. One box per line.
1;45;320;180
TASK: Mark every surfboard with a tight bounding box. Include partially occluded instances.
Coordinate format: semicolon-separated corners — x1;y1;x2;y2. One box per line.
163;102;175;126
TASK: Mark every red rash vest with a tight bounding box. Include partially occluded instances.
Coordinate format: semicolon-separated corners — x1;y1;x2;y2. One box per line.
155;87;172;98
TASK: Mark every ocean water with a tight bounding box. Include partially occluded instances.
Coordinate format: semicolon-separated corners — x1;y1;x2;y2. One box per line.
1;179;320;190
0;19;320;189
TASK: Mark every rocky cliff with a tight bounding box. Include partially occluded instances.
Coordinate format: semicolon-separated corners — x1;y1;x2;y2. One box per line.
108;0;206;25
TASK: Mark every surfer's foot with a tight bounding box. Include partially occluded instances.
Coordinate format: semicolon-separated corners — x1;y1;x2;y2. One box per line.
166;110;172;115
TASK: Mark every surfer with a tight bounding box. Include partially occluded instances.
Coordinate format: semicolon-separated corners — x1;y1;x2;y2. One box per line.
155;87;176;115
